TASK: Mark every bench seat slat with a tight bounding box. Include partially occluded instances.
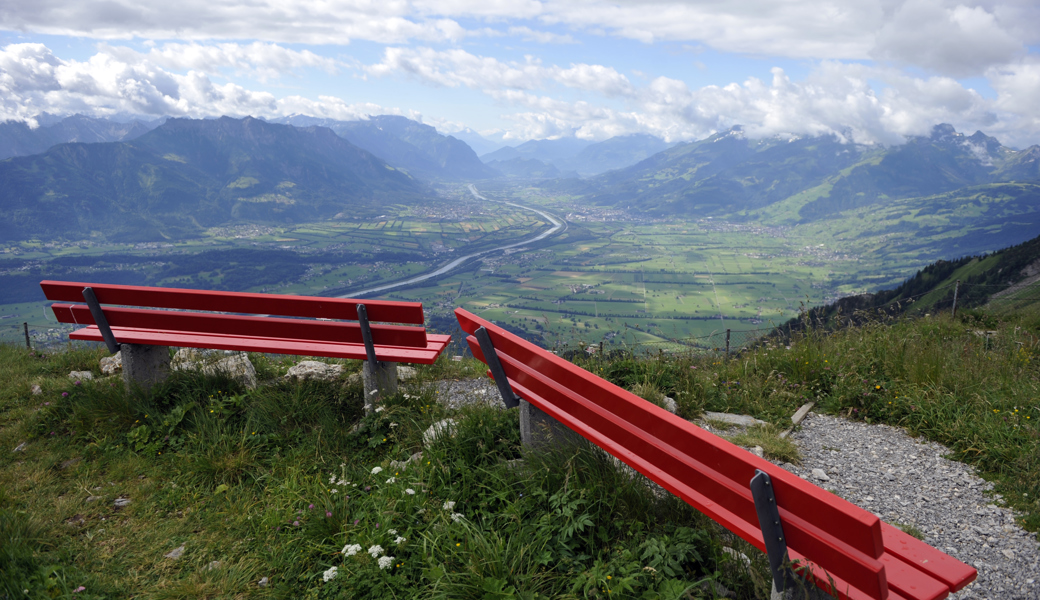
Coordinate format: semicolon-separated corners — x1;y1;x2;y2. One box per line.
881;523;976;593
469;336;889;600
51;303;429;348
41;280;425;324
69;326;450;364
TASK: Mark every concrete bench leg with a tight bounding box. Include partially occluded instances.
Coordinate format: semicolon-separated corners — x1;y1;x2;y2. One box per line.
520;399;581;450
363;361;398;412
121;343;171;393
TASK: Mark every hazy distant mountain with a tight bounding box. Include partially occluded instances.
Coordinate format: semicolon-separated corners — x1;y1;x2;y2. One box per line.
0;116;427;242
274;115;499;181
481;137;594;164
554;134;675;175
0;114;161;160
481;134;672;176
579;124;1040;220
447;128;510;156
485;157;562;179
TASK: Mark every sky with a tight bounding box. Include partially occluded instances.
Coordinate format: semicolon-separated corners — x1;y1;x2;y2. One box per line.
1;1;1039;148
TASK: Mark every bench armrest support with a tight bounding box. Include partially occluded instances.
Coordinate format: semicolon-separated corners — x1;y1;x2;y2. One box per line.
476;326;519;409
82;287;119;354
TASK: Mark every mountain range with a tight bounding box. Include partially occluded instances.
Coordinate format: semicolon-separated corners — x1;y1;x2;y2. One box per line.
576;124;1040;220
272;115;500;181
0;114;161;160
0;117;426;241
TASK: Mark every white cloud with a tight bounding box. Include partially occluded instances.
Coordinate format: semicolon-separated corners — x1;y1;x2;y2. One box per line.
102;42;340;82
506;26;576;44
872;0;1022;77
0;42;405;124
366;46;633;96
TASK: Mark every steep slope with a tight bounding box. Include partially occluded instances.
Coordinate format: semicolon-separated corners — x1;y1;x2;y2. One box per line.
0;117;427;241
276;115;499;180
0;114;160;160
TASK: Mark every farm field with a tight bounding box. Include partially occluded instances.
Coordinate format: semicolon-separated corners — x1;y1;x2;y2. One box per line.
2;182;1021;350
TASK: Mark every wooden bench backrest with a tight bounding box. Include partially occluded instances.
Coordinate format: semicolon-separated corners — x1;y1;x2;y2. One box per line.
42;280;430;348
41;281;425;323
456;308;889;600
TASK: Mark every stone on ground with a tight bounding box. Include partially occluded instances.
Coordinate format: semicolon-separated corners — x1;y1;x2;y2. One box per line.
423;419;457;447
172;349;257;389
164;544;185;559
703;411;767;427
397;365;417;380
69;371;93;381
100;352;122;374
285;361;343;381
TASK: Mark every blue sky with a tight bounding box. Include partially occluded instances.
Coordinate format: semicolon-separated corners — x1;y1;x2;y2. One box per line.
1;1;1039;147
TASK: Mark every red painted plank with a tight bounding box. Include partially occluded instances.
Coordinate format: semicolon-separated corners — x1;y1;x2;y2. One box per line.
52;304;429;348
469;335;888;600
879;553;949;600
881;523;976;593
40;280;424;324
456;309;883;558
68;326;450;364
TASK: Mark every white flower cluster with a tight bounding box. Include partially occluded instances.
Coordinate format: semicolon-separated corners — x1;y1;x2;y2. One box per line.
341;544;361;557
371;466;383;475
377;555;394;570
450;512;464;523
386;476;396;484
405;488;416;495
394;535;407;544
442;500;455;510
323;566;338;582
375;406;385;413
367;544;384;558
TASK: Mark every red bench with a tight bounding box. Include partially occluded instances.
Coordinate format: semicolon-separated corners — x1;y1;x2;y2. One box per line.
40;280;450;401
456;308;976;600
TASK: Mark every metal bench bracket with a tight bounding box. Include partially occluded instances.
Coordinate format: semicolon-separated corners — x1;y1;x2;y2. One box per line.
356;304;378;372
751;469;797;595
82;287;119;354
475;326;519;409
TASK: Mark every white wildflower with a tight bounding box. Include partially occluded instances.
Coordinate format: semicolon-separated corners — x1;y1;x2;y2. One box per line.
375;406;385;412
405;488;416;495
371;466;383;475
389;422;398;428
386;477;396;484
336;479;348;486
367;544;384;558
394;536;407;544
377;555;394;570
442;500;455;511
341;544;361;557
329;474;336;484
388;529;398;535
450;512;464;522
331;489;337;494
323;566;338;582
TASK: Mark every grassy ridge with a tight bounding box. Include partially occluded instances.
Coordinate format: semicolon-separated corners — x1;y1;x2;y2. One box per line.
1;307;1038;598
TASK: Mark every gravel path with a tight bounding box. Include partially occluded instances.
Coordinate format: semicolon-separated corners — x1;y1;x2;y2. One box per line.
426;378;1040;598
779;413;1039;600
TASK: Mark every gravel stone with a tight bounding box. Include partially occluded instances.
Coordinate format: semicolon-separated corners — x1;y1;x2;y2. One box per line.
433;378;504;410
777;412;1040;600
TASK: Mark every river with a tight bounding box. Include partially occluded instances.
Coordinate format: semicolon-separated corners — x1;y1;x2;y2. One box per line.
337;185;566;298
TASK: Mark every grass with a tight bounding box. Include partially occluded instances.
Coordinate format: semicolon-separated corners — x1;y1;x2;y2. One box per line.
0;346;767;599
725;425;801;465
